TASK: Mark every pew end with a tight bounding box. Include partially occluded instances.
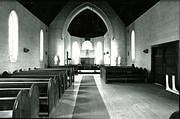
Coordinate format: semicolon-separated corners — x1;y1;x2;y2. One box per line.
12;89;30;118
29;84;40;118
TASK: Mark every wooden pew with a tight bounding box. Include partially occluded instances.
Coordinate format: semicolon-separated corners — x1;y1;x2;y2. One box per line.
33;69;71;88
36;68;74;88
48;65;75;82
0;84;39;118
10;69;68;92
4;74;64;98
0;78;57;117
100;66;147;83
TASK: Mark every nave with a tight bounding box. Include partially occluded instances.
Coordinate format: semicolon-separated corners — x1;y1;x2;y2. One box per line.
0;0;179;118
50;74;179;119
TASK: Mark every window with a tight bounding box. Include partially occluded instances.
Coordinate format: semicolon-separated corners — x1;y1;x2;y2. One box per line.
40;29;44;61
82;40;93;50
72;42;80;64
131;30;135;62
9;10;18;62
54;56;60;65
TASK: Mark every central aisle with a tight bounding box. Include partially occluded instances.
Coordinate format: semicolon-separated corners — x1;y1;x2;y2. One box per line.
49;74;110;118
72;75;110;119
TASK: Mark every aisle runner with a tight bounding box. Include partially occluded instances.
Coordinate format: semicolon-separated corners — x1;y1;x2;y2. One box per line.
72;76;110;119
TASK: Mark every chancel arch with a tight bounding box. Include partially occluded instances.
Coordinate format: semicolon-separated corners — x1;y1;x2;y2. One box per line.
62;2;114;65
62;2;113;41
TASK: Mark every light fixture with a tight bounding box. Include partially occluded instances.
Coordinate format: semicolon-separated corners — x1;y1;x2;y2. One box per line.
23;48;30;53
143;49;149;54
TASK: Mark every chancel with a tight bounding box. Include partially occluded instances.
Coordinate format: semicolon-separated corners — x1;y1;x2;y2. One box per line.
0;0;179;118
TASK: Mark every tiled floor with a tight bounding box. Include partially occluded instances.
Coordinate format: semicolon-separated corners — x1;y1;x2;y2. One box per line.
50;74;179;119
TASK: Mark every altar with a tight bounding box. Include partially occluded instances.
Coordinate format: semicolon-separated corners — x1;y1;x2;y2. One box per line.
80;58;95;65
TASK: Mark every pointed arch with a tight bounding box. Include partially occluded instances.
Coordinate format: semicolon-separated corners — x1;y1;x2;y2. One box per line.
9;10;19;62
40;29;44;61
62;2;113;40
131;30;135;62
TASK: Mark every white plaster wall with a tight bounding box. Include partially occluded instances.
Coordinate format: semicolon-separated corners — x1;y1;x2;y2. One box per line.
127;0;179;71
0;1;48;73
49;1;126;66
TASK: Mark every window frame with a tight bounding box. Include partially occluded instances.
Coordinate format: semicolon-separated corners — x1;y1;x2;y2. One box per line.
8;10;19;62
40;29;44;61
131;30;135;62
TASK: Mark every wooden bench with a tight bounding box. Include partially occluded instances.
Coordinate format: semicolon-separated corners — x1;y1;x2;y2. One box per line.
0;84;39;118
48;65;75;82
11;69;68;92
0;77;57;117
3;74;64;98
36;68;74;87
100;66;147;83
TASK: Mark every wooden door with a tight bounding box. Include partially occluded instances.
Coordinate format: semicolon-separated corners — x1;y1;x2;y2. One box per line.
152;47;165;85
151;41;179;87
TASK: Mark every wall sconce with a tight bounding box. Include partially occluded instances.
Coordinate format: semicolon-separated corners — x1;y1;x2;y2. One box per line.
23;48;30;53
104;52;109;55
143;49;149;54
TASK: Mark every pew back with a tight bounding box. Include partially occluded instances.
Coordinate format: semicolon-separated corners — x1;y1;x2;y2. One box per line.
101;66;147;83
0;89;31;118
10;70;67;94
0;77;56;116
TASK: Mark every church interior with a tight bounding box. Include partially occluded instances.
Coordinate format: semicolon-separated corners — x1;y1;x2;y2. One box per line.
0;0;179;118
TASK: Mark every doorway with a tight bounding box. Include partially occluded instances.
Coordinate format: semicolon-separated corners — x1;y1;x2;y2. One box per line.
151;41;179;88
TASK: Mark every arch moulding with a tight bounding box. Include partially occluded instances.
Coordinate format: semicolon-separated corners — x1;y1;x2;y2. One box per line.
62;2;114;40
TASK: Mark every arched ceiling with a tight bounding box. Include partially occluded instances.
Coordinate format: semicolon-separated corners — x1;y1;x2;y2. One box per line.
17;0;160;26
68;9;107;38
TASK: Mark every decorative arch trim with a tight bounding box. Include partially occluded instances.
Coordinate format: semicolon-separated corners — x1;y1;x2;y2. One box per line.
62;2;113;40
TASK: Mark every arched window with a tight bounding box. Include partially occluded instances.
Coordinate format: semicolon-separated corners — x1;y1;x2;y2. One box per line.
131;30;135;62
9;10;18;62
82;40;93;50
54;55;60;65
40;29;44;61
72;42;80;64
